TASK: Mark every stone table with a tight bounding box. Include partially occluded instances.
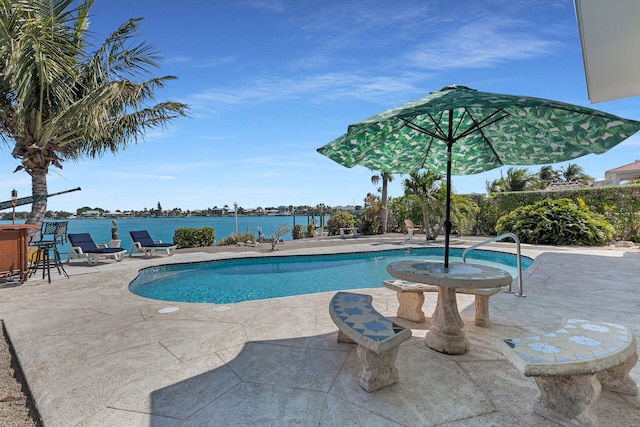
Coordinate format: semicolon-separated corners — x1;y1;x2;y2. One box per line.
387;260;512;355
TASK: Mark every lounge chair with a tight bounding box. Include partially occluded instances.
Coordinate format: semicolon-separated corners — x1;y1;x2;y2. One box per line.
67;233;127;264
129;230;176;257
404;219;421;240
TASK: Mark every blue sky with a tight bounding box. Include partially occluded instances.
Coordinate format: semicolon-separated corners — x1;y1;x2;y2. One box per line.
3;0;640;212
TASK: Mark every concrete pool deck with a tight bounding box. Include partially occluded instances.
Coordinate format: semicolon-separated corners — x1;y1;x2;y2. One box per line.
1;235;640;426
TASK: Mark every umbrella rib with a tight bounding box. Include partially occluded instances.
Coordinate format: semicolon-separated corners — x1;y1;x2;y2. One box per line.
401;118;446;141
459;108;512;164
428;111;451;140
451;109;468;139
456;108;510;140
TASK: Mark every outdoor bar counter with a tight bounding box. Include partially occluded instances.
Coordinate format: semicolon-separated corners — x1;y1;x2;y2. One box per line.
0;224;39;281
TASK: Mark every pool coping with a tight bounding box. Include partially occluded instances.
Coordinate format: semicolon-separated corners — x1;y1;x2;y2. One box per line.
1;235;639;426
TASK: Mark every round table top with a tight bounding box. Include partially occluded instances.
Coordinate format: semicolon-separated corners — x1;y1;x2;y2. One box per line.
386;260;513;289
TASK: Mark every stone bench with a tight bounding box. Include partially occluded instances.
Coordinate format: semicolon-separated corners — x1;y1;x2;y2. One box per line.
382;279;502;327
329;291;411;392
498;318;638;427
339;227;358;238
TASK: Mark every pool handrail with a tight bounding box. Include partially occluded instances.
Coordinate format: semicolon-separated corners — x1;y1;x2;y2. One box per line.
462;233;525;297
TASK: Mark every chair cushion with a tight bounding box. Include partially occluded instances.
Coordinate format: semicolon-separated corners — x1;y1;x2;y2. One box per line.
130;230;174;247
68;233;123;254
68;233;99;251
90;248;125;254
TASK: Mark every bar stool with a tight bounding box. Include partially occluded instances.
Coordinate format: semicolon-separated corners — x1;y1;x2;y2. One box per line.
30;221;69;283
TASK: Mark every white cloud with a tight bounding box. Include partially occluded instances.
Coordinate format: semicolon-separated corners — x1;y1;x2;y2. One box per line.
194;56;238;69
242;0;287;13
407;18;558;70
104;172;177;180
190;72;422;110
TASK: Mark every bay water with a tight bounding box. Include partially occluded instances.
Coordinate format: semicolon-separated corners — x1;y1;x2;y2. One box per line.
1;215;325;253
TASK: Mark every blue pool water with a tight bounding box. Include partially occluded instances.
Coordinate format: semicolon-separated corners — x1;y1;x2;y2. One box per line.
129;247;534;304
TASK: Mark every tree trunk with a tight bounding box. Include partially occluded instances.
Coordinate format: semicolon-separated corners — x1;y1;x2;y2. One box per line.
380;176;388;234
25;167;48;241
422;211;433;241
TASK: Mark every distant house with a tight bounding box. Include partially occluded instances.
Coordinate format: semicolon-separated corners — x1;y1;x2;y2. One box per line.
80;210;101;218
545;181;585;191
601;160;640;186
103;211;123;218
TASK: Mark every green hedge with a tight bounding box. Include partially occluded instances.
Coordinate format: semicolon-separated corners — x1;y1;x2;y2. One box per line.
473;184;640;241
173;226;215;248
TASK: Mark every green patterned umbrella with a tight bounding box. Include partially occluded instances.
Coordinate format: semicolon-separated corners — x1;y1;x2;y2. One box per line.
317;85;640;266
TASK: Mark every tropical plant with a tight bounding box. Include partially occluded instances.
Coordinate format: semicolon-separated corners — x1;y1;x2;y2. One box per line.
402;171;445;240
269;223;290;251
292;224;304;239
305;223;315;238
371;171;393;233
0;0;188;236
496;198;614;245
358;192;381;235
450;194;479;236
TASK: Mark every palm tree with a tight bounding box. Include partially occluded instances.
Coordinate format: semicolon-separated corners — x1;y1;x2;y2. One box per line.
560;163;593;185
0;0;188;235
402;171;444;240
486;167;538;192
538;165;560;181
534;165;561;190
371;171;393;233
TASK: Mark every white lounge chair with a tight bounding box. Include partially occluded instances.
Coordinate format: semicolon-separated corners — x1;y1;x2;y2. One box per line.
67;233;126;264
129;230;176;257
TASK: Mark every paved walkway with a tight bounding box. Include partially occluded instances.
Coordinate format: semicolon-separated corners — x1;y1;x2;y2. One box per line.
1;235;640;426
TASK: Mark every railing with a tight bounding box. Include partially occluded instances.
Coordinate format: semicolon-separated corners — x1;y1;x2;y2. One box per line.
462;233;525;297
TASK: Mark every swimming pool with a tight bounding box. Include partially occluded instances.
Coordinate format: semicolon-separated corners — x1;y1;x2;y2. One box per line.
129;247;534;304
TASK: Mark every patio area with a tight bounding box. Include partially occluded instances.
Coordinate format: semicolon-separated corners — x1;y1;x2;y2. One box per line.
1;235;639;426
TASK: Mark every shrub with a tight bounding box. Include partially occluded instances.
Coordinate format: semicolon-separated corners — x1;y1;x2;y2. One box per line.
496;198;614;245
217;232;257;246
306;223;315;238
327;211;356;236
388;197;422;232
173;226;215;248
357;217;380;235
292;224;304;239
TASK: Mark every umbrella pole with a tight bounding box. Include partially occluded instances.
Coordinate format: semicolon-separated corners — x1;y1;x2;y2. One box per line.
444;112;454;269
444;143;452;269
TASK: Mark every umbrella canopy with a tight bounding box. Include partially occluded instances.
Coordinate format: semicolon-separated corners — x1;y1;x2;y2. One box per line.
317;85;640;266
